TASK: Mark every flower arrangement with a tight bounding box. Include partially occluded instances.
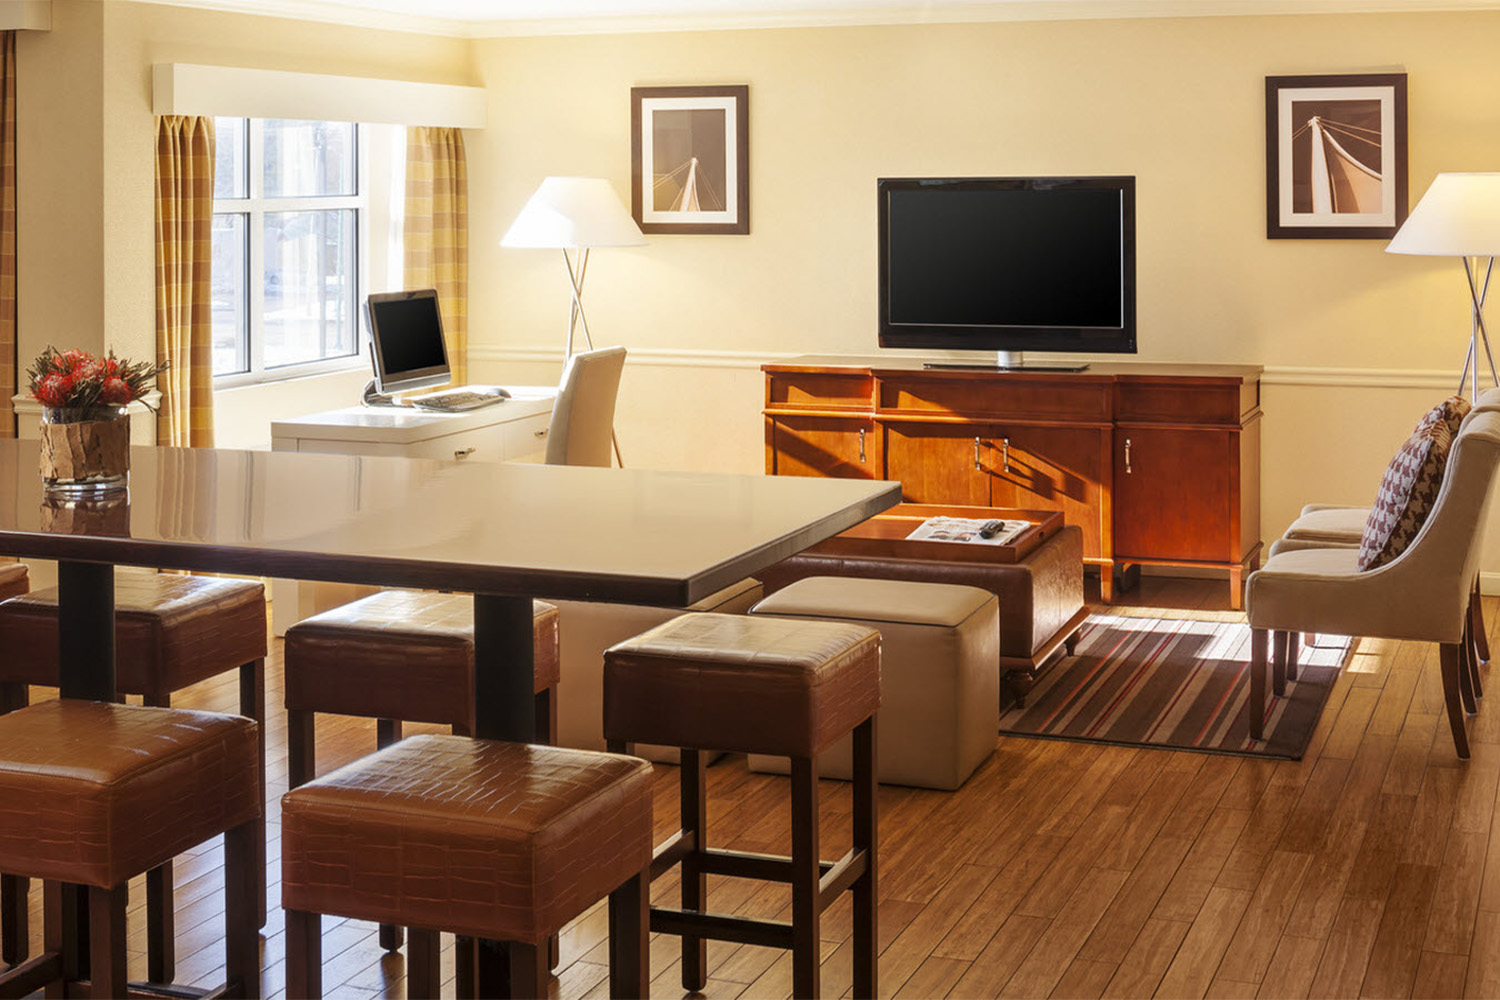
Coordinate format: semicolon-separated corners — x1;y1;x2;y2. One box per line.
26;346;166;417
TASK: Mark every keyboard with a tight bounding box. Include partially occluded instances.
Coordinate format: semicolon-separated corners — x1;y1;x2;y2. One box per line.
412;390;509;412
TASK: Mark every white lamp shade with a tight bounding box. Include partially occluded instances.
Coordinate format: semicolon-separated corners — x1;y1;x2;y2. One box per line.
500;177;647;250
1387;173;1500;257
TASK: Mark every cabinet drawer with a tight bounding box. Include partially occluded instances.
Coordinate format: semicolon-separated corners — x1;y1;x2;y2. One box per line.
766;373;873;412
877;377;1110;422
1115;381;1248;425
404;413;552;465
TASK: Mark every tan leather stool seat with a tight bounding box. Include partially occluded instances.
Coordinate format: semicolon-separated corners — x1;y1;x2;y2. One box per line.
285;590;559;728
604;611;881;758
282;736;652;998
0;700;259;888
0;563;26;601
0;568;267;693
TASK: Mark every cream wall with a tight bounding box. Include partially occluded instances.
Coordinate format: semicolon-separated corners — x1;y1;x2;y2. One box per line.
467;11;1500;580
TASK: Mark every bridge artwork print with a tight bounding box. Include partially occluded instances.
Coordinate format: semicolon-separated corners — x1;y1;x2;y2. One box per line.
631;85;750;235
1265;73;1408;240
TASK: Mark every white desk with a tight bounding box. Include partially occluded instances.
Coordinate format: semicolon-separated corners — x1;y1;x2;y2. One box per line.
267;385;558;633
270;385;558;464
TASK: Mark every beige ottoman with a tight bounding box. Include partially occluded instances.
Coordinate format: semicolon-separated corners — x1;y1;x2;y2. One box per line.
748;576;999;790
551;577;763;762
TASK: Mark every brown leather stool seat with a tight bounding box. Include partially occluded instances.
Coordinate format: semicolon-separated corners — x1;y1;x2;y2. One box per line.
282;735;652;999
604;612;882;999
283;589;560;959
0;563;26;601
0;701;260;999
0;568;268;978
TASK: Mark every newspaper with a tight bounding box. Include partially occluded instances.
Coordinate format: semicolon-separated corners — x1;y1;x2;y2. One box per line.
905;516;1032;546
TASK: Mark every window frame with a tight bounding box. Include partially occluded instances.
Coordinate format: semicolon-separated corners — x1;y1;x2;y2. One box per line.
212;117;371;388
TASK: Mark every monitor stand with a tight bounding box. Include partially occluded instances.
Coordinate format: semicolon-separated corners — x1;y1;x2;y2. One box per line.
360;379;405;407
923;351;1090;373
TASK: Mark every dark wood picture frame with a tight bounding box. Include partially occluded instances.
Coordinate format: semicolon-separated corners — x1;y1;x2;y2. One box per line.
631;85;749;235
1265;72;1407;239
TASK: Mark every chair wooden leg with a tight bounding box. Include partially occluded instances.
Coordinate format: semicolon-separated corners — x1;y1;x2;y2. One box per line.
1473;579;1491;664
87;886;126;1000
852;715;878;1000
224;820;260;1000
791;755;821;1000
286;909;322;1000
680;748;707;991
407;929;441;1000
240;659;268;931
45;880;74;997
1441;643;1473;760
1284;632;1300;683
375;719;404;954
1466;612;1485;700
287;709;316;788
1248;628;1268;741
1271;630;1288;697
534;687;556;745
455;937;477;1000
1458;630;1478;715
608;872;648;1000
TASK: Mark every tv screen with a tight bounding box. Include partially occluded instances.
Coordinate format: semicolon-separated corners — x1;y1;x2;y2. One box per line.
877;176;1136;357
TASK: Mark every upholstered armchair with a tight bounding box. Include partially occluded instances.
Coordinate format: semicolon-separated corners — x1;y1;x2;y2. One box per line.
1244;409;1500;758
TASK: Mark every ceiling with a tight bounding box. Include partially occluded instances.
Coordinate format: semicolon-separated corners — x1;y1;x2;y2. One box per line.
152;0;1500;36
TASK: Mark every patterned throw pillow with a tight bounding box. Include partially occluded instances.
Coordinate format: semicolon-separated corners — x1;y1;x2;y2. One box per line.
1433;395;1472;436
1357;414;1454;571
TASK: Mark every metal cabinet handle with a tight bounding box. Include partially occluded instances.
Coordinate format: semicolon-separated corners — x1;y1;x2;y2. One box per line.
1124;438;1132;475
1002;436;1011;474
973;436;981;471
534;428;548;438
454;447;476;460
858;428;866;463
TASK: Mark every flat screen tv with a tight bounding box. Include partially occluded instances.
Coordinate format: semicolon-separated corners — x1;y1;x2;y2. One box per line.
365;288;451;395
877;176;1136;370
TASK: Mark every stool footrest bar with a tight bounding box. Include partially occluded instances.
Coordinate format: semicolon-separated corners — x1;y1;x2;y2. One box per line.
695;846;836;883
650;906;796;949
0;951;62;999
651;830;695;879
818;849;867;908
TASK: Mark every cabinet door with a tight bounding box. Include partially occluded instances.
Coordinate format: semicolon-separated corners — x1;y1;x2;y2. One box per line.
987;425;1108;559
884;423;990;504
1113;427;1231;562
768;416;875;479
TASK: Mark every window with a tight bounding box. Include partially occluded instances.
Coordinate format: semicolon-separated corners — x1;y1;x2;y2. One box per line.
211;118;365;381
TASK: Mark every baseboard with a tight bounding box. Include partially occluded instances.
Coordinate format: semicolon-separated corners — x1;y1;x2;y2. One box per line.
1481;572;1500;597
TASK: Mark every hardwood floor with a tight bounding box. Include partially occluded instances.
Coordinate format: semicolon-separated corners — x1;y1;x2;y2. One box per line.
11;576;1500;998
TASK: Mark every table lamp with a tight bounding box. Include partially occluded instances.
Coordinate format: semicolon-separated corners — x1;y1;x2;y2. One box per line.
501;177;647;364
1386;172;1500;399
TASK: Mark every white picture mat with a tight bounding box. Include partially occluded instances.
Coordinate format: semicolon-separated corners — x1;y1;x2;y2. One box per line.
1277;84;1397;228
640;95;739;225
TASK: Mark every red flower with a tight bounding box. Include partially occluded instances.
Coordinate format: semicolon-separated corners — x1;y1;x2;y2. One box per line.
34;372;73;407
98;377;133;405
52;349;91;374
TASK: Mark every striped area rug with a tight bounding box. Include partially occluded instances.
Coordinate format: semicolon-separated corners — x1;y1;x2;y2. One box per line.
999;611;1356;759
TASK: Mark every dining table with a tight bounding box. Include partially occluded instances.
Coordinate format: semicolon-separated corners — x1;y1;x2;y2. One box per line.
0;437;900;991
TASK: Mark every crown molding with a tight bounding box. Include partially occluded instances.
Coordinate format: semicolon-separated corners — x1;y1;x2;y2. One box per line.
132;0;1500;39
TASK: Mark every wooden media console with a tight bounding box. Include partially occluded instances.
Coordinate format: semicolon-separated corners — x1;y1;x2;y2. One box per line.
763;357;1263;608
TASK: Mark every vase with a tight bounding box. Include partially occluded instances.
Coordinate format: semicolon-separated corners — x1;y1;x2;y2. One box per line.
38;406;130;496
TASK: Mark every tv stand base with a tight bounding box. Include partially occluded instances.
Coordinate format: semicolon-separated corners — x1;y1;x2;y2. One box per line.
923;361;1091;373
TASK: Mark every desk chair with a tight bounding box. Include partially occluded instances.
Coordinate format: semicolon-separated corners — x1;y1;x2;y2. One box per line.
545;345;626;467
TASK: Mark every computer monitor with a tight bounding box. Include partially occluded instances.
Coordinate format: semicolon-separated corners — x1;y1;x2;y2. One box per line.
365;289;451;395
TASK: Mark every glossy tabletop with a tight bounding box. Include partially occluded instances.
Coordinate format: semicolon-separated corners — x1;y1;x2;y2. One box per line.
0;439;901;606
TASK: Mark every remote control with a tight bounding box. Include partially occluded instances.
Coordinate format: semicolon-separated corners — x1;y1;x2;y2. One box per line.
979;520;1004;539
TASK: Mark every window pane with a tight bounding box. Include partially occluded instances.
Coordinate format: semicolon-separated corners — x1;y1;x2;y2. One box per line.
262;120;356;198
213;118;248;200
263;209;358;368
211;214;249;375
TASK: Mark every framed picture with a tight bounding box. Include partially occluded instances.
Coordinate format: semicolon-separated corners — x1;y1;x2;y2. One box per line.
1265;73;1407;239
631;85;749;235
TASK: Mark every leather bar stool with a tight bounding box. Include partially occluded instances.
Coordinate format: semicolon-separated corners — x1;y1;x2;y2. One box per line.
604;612;882;999
0;568;267;978
0;700;260;1000
282;735;652;1000
282;589;560;961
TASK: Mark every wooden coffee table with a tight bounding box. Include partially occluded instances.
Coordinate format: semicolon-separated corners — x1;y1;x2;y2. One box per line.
759;504;1089;707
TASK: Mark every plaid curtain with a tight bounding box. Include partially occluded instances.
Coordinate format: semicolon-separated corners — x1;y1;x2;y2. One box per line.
0;32;15;439
154;116;216;447
404;126;468;385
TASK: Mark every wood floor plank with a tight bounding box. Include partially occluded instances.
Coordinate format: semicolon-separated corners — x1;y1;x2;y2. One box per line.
1307;899;1385;1000
1357;862;1439;999
1213;849;1312;983
1255;934;1324;1000
1102;917;1191;1000
1412;950;1468;1000
1153;886;1253;1000
1001;868;1129;998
